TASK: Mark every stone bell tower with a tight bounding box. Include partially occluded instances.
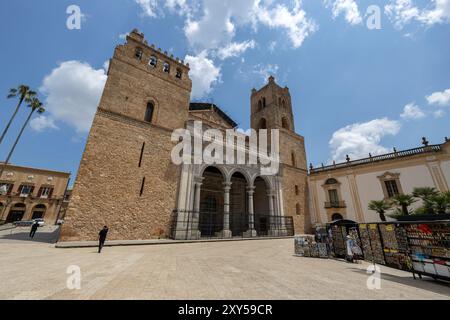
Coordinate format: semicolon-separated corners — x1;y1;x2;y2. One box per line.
250;76;310;234
59;29;192;242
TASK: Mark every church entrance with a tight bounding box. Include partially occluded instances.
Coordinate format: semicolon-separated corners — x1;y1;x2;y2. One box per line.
229;171;248;237
199;167;224;237
253;177;270;236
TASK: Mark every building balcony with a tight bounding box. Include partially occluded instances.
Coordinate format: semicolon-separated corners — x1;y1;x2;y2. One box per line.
324;201;346;208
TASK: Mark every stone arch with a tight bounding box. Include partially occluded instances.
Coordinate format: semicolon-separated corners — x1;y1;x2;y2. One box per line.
253;176;270;235
229;171;249;236
32;204;47;220
6;203;26;223
332;213;343;221
199;166;226;237
143;96;160;124
227;168;252;185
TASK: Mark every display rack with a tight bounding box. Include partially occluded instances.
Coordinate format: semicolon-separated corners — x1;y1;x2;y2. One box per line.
405;222;450;281
379;223;411;271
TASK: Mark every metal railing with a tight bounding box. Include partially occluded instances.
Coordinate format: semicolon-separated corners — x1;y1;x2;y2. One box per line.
324;201;346;208
310;144;442;174
170;210;294;240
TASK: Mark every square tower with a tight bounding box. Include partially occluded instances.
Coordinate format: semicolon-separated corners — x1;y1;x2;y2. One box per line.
59;29;192;241
251;76;311;234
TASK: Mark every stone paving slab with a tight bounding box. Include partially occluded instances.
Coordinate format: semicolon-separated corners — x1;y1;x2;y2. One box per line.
0;238;449;300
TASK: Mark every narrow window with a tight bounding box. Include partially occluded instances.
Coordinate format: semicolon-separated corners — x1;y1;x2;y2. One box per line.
385;180;399;198
163;62;170;73
263;97;266;108
282;117;289;130
149;56;157;67
140;177;146;197
259;118;267;130
328;189;339;205
145;103;154;123
135;48;143;60
295;185;299;196
291;152;296;167
296;203;301;215
258;100;262;111
138;142;145;168
176;68;182;79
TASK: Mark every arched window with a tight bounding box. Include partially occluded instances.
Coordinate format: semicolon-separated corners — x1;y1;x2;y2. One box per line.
149;56;157;67
144;103;154;123
278;97;282;106
176;68;182;79
295;185;299;196
332;213;343;221
163;62;170;73
282;100;286;109
296;203;301;215
325;178;338;185
291;152;296;167
258;118;267;130
282;117;289;130
258;100;262;111
135;48;143;60
263;97;266;108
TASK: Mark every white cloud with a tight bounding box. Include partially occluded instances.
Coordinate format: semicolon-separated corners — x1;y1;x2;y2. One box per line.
185;51;221;99
385;0;450;28
30;115;58;132
253;63;279;82
329;118;401;162
255;0;317;48
327;0;363;25
135;0;158;17
426;88;450;107
434;109;446;118
400;102;426;120
34;61;107;134
216;40;256;60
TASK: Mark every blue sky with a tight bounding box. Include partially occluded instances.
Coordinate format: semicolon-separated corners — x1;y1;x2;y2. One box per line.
0;0;449;183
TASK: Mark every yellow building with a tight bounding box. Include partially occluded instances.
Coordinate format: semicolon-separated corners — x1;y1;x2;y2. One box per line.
308;138;450;224
0;163;70;225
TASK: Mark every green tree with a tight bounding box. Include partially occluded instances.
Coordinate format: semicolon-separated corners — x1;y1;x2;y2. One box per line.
368;200;391;222
412;187;439;214
0;85;36;145
391;194;417;216
0;98;45;178
430;193;450;215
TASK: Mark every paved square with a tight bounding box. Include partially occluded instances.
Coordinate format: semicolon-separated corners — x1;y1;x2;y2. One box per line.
0;228;449;300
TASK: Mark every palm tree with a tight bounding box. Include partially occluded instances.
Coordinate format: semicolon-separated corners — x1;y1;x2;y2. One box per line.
0;98;45;178
391;194;417;216
368;200;391;222
0;85;36;145
412;187;439;214
430;193;450;215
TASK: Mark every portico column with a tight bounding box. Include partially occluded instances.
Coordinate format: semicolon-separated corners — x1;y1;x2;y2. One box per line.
244;186;257;237
190;179;203;239
267;191;276;235
222;182;232;238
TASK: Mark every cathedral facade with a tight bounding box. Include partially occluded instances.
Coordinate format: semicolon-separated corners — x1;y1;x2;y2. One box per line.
59;30;310;242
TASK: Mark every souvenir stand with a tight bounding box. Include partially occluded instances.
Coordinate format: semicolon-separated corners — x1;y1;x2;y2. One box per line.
378;223;411;271
404;221;450;281
358;223;385;265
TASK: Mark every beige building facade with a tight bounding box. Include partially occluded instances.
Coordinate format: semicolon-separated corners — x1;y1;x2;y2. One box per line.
0;164;70;225
308;139;450;225
59;29;309;242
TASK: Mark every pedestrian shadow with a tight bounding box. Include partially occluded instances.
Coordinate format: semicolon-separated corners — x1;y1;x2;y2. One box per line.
0;227;61;244
347;266;450;296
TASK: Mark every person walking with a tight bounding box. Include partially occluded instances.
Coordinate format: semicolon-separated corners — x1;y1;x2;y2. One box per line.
345;235;355;263
29;221;39;239
98;226;109;253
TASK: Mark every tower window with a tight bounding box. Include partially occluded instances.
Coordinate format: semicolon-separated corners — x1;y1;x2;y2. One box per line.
295;185;299;196
163;62;170;73
145;103;154;123
176;68;182;79
258;118;267;130
135;48;143;60
149;56;157;67
291;152;296;167
296;203;301;216
258;100;262;111
263;97;266;108
282;100;286;109
282;117;289;130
